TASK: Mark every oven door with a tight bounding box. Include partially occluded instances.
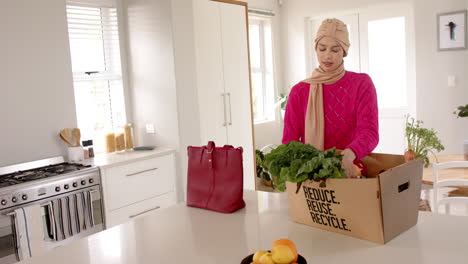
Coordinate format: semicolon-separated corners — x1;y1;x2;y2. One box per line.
0;213;19;264
0;203;39;264
41;186;104;250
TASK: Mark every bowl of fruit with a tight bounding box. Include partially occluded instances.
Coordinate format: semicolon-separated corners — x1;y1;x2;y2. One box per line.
241;238;306;264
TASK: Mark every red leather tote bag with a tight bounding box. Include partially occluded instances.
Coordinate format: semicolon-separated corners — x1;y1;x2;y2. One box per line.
186;141;245;213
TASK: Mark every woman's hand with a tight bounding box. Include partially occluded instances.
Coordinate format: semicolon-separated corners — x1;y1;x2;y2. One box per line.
342;148;358;178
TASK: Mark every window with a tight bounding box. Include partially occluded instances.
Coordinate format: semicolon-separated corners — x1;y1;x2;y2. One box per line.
66;4;126;152
367;17;407;108
248;16;275;123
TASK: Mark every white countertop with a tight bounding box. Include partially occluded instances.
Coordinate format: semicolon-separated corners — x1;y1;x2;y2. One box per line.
20;190;468;264
81;147;176;168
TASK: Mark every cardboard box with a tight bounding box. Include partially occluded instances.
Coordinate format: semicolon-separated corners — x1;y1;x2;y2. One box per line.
286;153;423;244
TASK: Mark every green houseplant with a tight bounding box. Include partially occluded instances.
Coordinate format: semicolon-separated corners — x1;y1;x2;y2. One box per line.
256;149;273;187
404;115;445;167
454;104;468;118
276;93;288;110
275;93;288;119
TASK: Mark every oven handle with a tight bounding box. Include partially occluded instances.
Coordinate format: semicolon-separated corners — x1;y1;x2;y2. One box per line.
88;190;97;227
41;201;56;241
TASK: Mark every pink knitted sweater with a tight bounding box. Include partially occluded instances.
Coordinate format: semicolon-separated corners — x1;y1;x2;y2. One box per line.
282;71;379;160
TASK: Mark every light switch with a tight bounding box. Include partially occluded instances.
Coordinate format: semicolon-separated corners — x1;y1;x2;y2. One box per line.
448;75;456;87
145;123;155;134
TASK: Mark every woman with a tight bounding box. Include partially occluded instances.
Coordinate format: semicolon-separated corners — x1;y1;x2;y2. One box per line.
282;18;379;178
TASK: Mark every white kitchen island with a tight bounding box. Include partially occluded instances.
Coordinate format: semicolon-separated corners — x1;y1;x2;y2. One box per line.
19;190;468;264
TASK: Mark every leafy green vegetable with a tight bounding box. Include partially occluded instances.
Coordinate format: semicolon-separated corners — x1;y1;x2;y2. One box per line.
264;141;346;191
405;115;445;167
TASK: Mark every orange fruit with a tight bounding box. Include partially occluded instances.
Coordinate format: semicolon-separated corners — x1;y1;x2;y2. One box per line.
272;239;298;262
353;164;362;176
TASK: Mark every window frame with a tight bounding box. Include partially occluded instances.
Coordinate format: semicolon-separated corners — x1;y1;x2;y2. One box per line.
66;1;131;152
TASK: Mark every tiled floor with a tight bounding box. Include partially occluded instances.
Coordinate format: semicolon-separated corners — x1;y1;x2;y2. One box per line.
420;184;468;216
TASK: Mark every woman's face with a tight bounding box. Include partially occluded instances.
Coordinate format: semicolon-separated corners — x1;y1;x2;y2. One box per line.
316;36;344;71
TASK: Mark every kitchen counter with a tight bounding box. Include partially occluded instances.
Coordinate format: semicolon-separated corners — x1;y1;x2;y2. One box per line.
19;190;468;264
81;148;176;169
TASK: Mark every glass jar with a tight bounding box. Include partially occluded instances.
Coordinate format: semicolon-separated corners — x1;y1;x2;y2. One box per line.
105;132;116;153
115;127;126;152
124;123;134;150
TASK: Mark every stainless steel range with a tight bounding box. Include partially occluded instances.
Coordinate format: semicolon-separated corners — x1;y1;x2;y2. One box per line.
0;157;104;263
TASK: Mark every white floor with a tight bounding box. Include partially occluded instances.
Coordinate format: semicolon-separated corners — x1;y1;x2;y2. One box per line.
421;184;468;216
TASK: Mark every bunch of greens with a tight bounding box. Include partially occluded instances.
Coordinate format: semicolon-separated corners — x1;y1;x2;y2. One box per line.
256;149;272;183
264;141;346;192
405;115;445;167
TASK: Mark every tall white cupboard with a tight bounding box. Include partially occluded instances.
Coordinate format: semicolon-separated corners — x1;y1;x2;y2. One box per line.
192;0;255;189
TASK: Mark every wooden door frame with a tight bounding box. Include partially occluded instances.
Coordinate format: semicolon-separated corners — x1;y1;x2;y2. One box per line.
210;0;247;7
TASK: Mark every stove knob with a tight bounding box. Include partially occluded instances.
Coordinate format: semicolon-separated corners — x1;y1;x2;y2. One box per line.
73;182;78;188
81;180;86;186
55;186;61;192
64;184;69;190
22;194;28;200
89;178;94;184
1;200;6;206
11;197;17;203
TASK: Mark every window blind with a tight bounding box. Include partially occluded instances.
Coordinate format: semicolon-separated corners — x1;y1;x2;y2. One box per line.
66;5;122;78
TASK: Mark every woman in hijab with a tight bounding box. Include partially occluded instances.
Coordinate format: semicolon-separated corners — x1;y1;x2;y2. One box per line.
282;18;379;178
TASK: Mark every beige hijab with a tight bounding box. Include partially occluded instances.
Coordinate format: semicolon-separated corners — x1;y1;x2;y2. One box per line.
302;18;350;150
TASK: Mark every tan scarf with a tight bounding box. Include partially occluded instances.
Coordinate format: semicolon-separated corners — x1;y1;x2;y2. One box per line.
302;62;345;151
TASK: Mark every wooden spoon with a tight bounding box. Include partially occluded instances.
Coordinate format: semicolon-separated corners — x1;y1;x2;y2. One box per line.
59;129;73;147
64;128;73;146
73;128;81;147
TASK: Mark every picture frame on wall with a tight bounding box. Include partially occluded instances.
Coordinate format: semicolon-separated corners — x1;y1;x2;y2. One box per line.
437;10;467;51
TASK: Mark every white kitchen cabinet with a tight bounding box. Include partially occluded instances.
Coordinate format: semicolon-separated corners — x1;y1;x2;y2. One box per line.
193;0;255;189
106;191;176;228
97;150;177;228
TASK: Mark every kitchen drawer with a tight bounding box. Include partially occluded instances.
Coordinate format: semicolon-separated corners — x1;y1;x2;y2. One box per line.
106;191;176;228
103;154;175;210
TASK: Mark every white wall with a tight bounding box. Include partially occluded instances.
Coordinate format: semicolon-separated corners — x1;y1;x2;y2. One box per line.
0;0;77;166
413;0;468;154
281;0;468;154
123;0;180;150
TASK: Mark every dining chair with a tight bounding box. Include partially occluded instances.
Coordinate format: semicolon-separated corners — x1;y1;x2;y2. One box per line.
432;161;468;214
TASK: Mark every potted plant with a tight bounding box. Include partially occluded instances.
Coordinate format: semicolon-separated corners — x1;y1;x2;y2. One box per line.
453;104;468;159
404;115;445;167
454;104;468;118
256;149;273;187
275;93;288;119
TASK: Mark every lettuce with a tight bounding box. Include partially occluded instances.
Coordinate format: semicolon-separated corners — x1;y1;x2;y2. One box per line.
264;141;346;191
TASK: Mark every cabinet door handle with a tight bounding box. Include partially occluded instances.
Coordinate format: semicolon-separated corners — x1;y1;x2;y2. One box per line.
221;93;227;127
126;168;158;177
227;92;232;125
129;206;161;218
